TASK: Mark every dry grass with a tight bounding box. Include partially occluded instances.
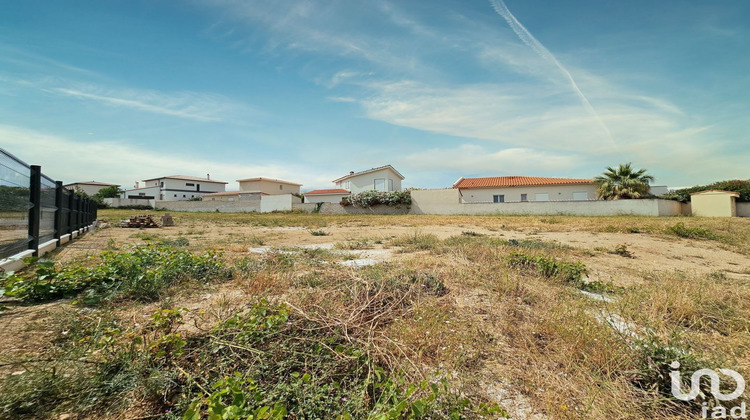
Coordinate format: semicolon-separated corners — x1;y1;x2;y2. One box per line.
3;211;750;418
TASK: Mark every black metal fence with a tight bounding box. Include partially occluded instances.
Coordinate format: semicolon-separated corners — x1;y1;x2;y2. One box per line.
0;148;97;260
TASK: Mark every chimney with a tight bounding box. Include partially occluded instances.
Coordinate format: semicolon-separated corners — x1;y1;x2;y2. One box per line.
349;171;354;175
135;181;139;188
207;173;210;180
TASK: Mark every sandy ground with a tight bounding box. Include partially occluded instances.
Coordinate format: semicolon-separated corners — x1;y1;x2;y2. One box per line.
3;219;749;418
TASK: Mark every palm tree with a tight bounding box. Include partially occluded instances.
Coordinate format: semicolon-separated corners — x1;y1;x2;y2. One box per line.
594;163;655;200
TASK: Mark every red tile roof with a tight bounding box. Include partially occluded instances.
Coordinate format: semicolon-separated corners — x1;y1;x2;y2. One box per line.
305;189;351;195
453;176;595;189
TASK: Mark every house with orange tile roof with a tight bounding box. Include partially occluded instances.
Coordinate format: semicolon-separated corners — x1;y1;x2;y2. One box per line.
453;176;598;203
304;165;405;203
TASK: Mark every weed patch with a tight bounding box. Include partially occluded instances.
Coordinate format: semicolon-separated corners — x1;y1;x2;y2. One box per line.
666;222;717;240
508;252;588;287
2;246;231;303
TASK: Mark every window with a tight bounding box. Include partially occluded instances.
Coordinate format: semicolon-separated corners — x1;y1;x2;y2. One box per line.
138;192;145;196
279;185;283;190
535;193;550;202
345;181;350;190
174;194;177;197
183;194;186;198
160;182;164;187
388;179;394;192
186;183;194;186
572;192;588;201
521;194;528;202
374;179;386;191
493;195;505;203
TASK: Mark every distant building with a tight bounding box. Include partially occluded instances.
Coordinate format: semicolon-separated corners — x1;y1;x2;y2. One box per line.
64;181;119;196
237;177;302;195
333;165;404;194
453;176;598;203
121;175;227;201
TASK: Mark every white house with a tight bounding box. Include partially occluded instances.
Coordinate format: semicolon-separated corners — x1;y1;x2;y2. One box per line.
454;176;598;203
122;175;227;201
304;165;405;203
64;181;119;196
333;165;404;194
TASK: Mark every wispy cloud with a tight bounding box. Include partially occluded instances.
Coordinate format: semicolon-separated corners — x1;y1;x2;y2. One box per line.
51;87;231;122
0;124;336;190
489;0;615;146
1;75;255;123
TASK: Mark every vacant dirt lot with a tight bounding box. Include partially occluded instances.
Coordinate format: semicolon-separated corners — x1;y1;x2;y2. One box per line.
2;210;749;419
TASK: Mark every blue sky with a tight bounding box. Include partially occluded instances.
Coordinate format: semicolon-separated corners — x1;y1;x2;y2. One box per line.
1;0;748;191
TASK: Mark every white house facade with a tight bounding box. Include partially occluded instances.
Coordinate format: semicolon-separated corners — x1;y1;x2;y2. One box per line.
122;175;227;201
454;176;598;203
332;165;404;194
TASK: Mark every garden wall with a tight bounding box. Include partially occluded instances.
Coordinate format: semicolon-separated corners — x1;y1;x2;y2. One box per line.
410;189;684;216
154;194;300;213
292;203;410;215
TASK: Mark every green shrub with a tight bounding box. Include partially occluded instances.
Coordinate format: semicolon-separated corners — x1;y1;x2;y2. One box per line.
508;252;588;286
343;190;411;208
662;179;750;202
1;245;231;303
666;222;716;240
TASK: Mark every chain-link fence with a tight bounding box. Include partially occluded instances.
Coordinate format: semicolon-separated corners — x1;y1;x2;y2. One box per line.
0;148;97;260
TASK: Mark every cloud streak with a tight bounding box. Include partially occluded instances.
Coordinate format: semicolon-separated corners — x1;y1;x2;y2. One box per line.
489;0;616;147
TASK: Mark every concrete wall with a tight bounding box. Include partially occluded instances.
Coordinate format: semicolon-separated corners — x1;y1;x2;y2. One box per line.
104;197;156;208
410;189;682;216
155;199;261;213
304;193;348;204
293;203;410;215
204;192;262;202
691;191;738;217
260;194;301;213
737;203;750;217
154;194;300;213
239;180;301;195
459;184;598;203
335;168;402;194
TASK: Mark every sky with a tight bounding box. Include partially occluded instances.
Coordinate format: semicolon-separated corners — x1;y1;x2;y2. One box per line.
1;0;748;191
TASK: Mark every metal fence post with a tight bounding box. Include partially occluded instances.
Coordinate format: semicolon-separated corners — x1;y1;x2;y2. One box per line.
67;190;74;235
54;181;63;244
28;165;42;255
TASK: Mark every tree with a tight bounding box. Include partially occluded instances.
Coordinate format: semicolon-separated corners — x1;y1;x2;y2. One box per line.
594;163;655;200
93;185;122;199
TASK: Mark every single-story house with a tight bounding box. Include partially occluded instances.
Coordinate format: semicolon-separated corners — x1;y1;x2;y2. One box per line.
64;181;119;196
122;175;227;201
333;165;404;194
303;189;351;204
237;177;302;195
690;190;740;217
454;176;598;203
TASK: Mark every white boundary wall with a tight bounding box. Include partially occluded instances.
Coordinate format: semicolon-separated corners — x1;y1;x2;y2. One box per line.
104;197;156;208
410;189;684;216
154;194;300;213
